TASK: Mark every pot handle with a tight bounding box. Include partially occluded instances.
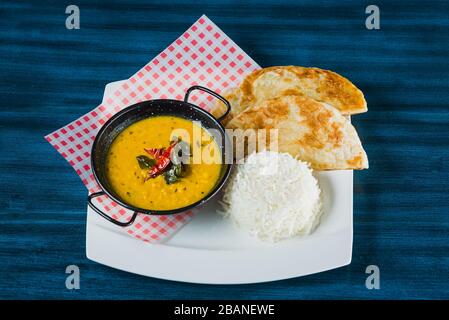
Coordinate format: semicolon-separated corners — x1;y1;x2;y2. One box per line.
184;85;231;122
87;191;138;227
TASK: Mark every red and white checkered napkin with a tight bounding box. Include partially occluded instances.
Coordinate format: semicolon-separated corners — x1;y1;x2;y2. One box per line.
45;15;260;243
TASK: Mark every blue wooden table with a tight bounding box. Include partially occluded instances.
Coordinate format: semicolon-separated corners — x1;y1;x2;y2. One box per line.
1;0;448;299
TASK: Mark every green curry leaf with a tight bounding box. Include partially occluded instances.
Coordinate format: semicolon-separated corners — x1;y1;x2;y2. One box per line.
163;163;183;185
136;155;156;169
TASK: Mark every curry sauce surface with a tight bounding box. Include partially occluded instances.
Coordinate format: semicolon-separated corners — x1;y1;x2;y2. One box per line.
106;116;222;210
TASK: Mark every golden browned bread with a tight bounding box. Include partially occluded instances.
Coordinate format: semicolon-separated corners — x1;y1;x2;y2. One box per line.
212;66;367;124
226;95;368;170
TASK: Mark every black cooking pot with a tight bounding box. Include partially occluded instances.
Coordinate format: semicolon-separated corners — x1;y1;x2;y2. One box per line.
88;86;232;227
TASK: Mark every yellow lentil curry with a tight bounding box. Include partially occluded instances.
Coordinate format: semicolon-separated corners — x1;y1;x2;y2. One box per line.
106;116;222;210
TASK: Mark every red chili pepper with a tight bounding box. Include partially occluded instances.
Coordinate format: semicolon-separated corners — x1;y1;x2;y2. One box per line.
144;147;165;158
145;142;177;179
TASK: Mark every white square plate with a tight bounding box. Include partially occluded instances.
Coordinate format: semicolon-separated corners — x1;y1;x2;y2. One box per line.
86;80;353;284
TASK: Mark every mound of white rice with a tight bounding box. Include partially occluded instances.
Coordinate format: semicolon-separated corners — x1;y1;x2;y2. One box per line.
222;151;322;242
